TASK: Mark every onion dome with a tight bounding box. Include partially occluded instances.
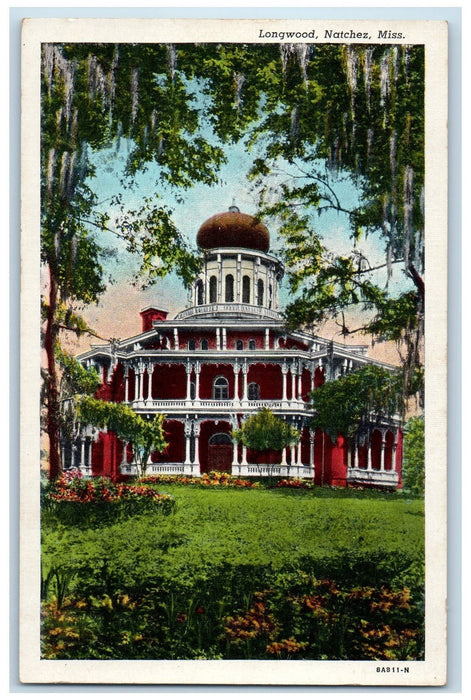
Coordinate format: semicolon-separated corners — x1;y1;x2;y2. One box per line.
197;205;270;253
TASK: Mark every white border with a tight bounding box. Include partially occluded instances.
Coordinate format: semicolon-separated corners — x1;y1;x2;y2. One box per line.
19;17;448;686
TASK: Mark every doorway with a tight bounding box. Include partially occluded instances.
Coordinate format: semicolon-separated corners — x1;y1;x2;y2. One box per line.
208;432;233;473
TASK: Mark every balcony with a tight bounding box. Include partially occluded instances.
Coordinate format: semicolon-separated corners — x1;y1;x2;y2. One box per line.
174;302;283;321
119;462;314;480
127;397;311;414
347;468;399;488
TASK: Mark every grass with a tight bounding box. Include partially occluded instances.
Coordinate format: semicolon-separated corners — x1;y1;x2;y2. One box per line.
41;483;425;660
143;484;424;569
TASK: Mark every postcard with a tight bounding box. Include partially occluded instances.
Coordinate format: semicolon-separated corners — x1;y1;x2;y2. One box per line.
20;17;447;685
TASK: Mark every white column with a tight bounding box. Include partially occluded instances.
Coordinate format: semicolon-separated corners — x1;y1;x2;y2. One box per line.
79;437;86;468
265;328;270;349
380;433;386;471
186;362;192;401
281;446;287;466
242;363;248;402
134;366;139;401
217;253;222;301
70;443;76;468
233;438;239;466
281;362;288;402
61;444;66;470
367;439;372;470
233;361;240;401
297;362;303;400
138;365;145;401
236;254;242;302
241;444;248;465
194;362;201;401
392;438;398;471
296;431;303;466
192;423;200;473
124;367;129;402
291;365;297;402
184;422;192;465
222;328;227;350
216;327;221;350
174;327;179;350
310;431;315;468
121;442;128;466
311;365;316;394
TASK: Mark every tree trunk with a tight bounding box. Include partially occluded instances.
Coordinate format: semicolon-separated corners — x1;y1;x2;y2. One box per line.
45;266;61;480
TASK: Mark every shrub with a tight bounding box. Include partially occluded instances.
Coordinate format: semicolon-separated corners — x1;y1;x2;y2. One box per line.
139;471;259;489
42;473;175;526
402;416;425;495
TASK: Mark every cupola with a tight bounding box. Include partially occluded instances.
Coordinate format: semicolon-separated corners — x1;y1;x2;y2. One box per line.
197;206;270;253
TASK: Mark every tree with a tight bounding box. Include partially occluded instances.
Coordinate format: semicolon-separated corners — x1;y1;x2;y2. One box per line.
188;43;424;396
41;43;226;478
401;416;424;495
232;408;300;453
76;396;167;478
51;346;102;447
246;45;424;399
310;365;405;441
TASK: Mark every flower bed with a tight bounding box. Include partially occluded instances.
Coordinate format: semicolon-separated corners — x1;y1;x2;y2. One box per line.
274;478;313;490
139;471;259;489
42;471;175;524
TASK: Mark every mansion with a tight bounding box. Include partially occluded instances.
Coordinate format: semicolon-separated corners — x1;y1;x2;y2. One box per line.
71;206;403;489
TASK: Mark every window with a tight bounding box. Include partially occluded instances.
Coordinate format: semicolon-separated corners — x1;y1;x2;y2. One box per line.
257;279;264;306
200;338;209;350
196;279;204;305
236;339;244;350
213;376;229;400
225;274;234;302
188;339;196;350
248;339;256;350
209;432;232;446
248;382;260;400
209;275;217;303
242;275;251;303
268;284;273;309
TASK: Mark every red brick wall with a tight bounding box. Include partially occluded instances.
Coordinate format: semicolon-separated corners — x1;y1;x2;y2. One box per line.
199;364;234;399
151;363;186;399
247;363;282;400
152;420;185;463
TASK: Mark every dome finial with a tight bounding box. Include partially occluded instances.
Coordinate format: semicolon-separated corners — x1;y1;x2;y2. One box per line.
229;198;240;213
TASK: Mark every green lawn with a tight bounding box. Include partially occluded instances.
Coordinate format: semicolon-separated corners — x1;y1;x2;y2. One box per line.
41;484;425;661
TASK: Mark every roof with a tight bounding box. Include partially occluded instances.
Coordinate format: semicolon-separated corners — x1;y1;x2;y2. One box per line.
197;207;270;253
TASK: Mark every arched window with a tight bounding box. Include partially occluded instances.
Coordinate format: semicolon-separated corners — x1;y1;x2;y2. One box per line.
242;275;251;304
248;382;260;400
213;376;229;400
188;339;196;351
257;279;264;306
209;432;232;446
225;274;234;302
196;279;204;306
248;339;256;350
200;338;209;350
209;275;217;303
236;339;244;350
